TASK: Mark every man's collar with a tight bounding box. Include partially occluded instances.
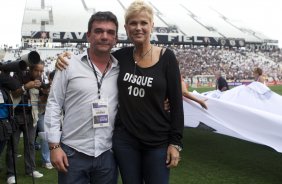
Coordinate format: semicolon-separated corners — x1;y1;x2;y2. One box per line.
80;50;118;67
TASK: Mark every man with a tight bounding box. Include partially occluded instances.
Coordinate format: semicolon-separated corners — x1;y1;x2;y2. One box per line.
44;12;119;184
6;61;44;184
37;70;56;170
0;72;21;157
215;71;229;92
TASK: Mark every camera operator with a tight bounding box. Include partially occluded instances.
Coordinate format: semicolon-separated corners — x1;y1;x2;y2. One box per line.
6;61;44;184
0;72;21;158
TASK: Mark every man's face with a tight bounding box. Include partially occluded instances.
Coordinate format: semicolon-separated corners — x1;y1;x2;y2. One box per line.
87;20;117;54
215;72;220;79
31;64;44;80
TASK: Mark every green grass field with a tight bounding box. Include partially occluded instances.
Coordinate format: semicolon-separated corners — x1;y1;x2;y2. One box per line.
1;85;282;184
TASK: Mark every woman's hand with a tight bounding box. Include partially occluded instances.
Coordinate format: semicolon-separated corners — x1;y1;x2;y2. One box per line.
55;52;71;70
166;145;181;168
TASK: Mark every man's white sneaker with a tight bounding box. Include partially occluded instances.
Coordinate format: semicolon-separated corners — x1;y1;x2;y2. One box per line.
29;171;43;178
7;176;15;184
42;163;54;169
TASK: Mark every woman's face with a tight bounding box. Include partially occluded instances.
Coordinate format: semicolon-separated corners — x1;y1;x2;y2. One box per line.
124;11;153;45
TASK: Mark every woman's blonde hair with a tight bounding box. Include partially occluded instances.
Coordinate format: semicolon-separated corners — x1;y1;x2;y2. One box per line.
125;0;154;24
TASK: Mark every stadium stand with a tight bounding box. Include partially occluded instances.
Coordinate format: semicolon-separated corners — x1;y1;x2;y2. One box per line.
174;46;282;82
1;0;281;86
20;0;279;44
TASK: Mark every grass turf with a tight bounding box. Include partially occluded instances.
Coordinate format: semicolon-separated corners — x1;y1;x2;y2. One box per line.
1;128;282;184
1;85;282;184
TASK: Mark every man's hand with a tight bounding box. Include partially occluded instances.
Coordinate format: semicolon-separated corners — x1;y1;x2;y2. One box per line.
11;79;42;97
56;52;71;71
50;146;69;173
166;145;181;168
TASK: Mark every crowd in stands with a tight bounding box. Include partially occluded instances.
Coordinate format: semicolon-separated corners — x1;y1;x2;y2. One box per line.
1;45;282;83
172;46;282;82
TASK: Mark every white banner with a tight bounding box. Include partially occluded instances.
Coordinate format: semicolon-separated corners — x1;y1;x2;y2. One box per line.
183;82;282;152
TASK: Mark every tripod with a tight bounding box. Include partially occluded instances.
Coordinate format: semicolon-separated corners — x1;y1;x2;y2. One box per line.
6;97;37;184
8;132;18;184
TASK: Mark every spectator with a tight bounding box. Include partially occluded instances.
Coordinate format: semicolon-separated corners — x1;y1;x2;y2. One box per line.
215;70;229;91
37;70;56;170
253;67;265;84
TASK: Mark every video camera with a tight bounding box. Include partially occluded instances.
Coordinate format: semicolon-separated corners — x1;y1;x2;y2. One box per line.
40;82;50;89
0;51;41;73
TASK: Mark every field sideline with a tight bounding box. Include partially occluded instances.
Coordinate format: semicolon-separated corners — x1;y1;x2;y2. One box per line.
1;85;282;184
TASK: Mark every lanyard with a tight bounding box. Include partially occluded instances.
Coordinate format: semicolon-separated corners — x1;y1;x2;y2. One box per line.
89;58;111;99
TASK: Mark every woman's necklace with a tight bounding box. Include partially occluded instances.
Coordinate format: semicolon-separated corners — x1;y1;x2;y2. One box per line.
133;45;153;75
133;45;153;64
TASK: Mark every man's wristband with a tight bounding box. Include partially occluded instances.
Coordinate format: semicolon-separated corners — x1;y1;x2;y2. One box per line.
49;144;61;151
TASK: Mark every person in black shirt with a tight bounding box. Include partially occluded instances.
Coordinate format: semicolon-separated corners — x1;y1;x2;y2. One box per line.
215;71;229;92
111;2;183;184
0;73;21;157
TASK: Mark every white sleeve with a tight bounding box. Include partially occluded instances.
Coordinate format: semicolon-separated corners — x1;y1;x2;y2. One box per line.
44;68;69;143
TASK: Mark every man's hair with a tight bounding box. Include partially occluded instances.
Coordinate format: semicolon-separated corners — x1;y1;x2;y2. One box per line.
253;67;263;76
87;11;119;34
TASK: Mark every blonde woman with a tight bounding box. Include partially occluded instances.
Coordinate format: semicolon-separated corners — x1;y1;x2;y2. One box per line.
112;1;183;183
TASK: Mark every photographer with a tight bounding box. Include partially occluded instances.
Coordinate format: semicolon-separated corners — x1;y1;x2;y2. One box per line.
6;61;44;184
0;72;21;157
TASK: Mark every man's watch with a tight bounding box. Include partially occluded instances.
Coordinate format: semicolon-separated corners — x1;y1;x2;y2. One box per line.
170;144;182;152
